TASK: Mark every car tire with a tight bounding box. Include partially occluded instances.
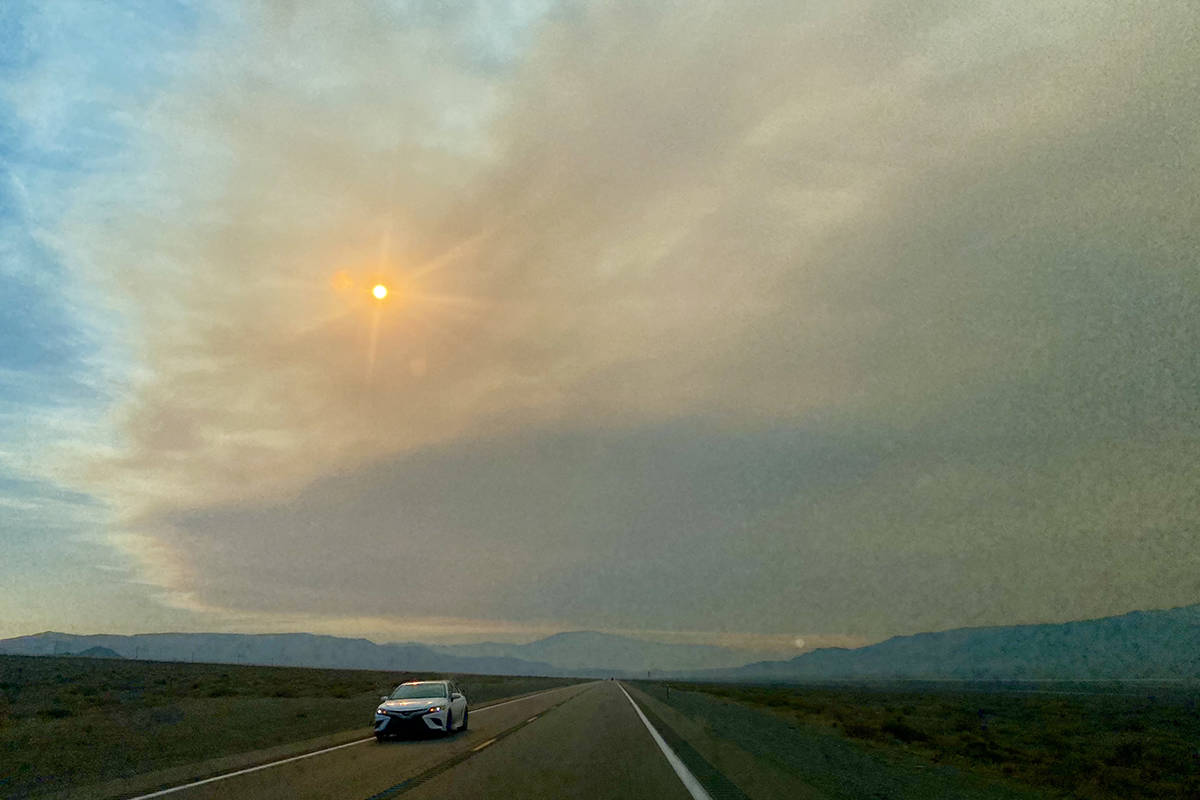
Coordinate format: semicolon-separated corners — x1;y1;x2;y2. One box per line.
375;732;386;743
460;709;468;731
445;711;454;735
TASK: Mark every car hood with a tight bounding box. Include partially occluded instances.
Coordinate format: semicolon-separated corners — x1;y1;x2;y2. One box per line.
379;698;445;711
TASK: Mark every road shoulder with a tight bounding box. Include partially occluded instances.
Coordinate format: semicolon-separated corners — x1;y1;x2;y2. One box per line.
54;727;370;800
623;683;829;800
626;684;1049;800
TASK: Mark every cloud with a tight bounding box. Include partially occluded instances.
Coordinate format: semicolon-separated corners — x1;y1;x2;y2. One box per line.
47;0;1200;640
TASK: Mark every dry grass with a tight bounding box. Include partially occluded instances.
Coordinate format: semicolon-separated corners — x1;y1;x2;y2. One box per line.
669;680;1200;799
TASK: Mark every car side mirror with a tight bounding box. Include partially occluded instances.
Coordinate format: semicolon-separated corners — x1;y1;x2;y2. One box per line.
451;692;462;700
380;695;389;701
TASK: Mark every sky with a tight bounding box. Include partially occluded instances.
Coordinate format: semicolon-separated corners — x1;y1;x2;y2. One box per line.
1;0;1197;654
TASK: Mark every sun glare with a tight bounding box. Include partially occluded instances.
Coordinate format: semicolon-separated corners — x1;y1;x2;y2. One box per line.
372;284;388;300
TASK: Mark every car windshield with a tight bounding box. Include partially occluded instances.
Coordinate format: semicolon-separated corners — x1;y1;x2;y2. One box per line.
389;683;447;700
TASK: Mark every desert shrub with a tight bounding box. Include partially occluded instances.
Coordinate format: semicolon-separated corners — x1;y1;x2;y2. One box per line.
1108;739;1144;767
958;734;1007;763
882;717;929;743
39;706;73;719
1116;716;1146;732
843;722;880;740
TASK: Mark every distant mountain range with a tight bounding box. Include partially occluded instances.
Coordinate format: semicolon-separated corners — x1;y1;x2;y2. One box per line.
0;630;759;676
422;631;767;672
3;604;1196;680
677;604;1200;681
0;632;561;676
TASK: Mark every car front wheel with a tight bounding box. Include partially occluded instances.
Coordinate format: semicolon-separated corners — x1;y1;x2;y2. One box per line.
460;709;468;731
445;711;454;735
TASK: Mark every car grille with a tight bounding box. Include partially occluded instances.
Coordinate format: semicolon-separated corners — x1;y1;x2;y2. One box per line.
384;708;427;718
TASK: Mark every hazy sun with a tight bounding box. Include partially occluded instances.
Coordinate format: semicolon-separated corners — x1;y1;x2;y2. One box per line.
372;284;388;300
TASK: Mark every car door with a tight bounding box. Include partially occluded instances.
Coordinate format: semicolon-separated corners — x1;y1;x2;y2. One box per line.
450;682;466;719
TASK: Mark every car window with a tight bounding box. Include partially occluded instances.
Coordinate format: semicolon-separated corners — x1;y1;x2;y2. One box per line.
388;683;448;699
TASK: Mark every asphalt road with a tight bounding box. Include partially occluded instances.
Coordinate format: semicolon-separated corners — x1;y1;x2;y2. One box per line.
131;681;697;800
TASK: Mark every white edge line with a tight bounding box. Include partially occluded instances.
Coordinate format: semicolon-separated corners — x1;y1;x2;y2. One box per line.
126;683;585;799
618;683;713;800
471;737;497;751
125;738;373;799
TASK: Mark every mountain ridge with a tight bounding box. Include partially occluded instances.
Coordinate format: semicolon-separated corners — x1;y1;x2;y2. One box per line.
0;629;762;676
423;630;770;672
0;631;564;676
675;603;1200;681
3;604;1197;679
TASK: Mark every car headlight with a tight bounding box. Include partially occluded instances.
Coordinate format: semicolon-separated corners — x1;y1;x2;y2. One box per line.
426;706;443;713
376;707;388;715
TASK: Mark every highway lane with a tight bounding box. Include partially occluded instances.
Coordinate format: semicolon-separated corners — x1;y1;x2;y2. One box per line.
131;682;600;800
387;680;696;799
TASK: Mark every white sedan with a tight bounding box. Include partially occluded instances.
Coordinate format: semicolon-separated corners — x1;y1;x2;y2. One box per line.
373;679;468;740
